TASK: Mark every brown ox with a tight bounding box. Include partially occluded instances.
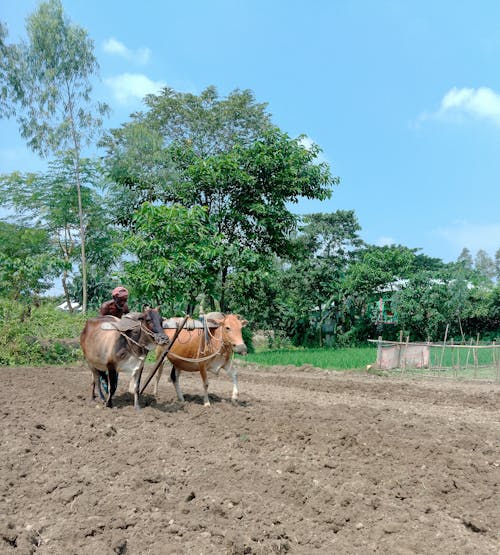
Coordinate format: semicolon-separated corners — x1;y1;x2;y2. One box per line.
153;312;247;406
80;307;169;409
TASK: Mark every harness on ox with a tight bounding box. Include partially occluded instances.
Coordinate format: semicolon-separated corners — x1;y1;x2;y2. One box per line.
139;314;229;397
150;312;247;406
161;313;228;365
100;314;146;347
97;313;155;396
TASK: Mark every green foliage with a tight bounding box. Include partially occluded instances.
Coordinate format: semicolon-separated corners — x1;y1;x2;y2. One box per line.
0;156;118;307
6;0;108;156
123;203;221;311
3;0;109;312
103;87;337;312
0;298;86;366
0;222;60;299
271;210;363;346
474;249;496;280
245;346;376;370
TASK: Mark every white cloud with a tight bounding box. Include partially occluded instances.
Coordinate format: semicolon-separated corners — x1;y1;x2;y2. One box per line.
435;221;500;255
421;87;500;126
375;236;396;247
103;38;151;65
104;73;166;105
298;135;328;164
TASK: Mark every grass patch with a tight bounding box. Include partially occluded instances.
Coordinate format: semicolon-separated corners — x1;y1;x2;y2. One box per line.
244;346;377;370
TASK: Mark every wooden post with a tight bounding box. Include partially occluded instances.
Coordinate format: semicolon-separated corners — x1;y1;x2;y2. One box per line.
439;324;449;370
473;334;479;378
376;336;383;369
450;339;456;378
402;336;410;372
494;340;500;382
465;338;473;370
140;314;190;395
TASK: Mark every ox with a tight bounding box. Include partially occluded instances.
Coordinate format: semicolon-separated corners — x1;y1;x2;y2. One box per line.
80;307;169;409
153;312;247;406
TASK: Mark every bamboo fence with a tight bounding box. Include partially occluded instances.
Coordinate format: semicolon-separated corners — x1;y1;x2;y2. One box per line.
368;335;500;381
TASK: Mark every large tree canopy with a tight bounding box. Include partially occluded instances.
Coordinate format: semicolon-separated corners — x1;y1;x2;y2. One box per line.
1;0;108;312
103;86;338;311
0;157;117;310
0;221;58;300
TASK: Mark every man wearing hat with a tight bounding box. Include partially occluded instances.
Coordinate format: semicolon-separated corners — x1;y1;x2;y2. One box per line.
99;286;130;318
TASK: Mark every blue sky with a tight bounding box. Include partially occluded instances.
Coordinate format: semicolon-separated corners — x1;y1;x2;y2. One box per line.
2;0;500;263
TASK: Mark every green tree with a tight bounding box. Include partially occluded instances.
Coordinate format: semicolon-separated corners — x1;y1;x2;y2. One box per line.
474;249;495;281
0;221;58;300
495;248;500;282
0;21;20;118
2;0;108;312
123;203;221;312
457;247;473;270
103;87;337;311
0;157;116;311
273;211;364;346
393;274;450;341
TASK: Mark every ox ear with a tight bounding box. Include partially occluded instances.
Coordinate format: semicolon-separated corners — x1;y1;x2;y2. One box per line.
205;311;224;326
141;304;152;316
240;319;248;327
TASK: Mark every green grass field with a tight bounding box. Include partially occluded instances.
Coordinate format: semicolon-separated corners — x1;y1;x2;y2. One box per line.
243;345;500;381
244;346;377;370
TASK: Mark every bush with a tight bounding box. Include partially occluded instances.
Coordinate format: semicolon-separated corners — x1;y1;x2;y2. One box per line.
0;298;87;366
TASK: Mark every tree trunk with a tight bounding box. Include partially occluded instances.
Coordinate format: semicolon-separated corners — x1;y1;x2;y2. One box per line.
219;265;228;313
67;85;87;313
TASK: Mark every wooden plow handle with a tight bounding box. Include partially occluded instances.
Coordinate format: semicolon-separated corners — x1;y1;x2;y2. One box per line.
139;314;190;395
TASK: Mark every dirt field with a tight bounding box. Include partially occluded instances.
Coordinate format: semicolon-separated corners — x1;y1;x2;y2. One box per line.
1;362;499;554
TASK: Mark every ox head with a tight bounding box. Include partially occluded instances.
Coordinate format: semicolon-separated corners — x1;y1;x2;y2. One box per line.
207;312;248;355
142;306;170;345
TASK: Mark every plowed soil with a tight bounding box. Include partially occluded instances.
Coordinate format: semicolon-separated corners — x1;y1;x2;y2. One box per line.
1;362;499;554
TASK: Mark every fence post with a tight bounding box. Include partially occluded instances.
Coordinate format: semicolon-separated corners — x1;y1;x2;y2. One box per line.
473;334;479;378
402;336;409;373
494;340;499;382
439;324;449;370
377;336;382;369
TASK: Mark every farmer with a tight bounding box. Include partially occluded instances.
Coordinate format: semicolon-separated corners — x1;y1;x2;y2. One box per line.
97;286;130;396
99;286;130;318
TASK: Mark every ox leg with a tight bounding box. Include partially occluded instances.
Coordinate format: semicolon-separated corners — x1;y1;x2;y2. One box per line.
89;368;98;401
154;363;164;397
89;368;105;403
105;368;118;408
133;364;144;410
200;368;210;407
225;364;239;402
171;366;184;402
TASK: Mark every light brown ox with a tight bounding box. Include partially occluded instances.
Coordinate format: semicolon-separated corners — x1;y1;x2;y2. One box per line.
80;307;169;409
153;312;248;406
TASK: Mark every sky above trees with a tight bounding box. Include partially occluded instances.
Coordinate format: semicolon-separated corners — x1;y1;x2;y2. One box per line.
1;0;500;262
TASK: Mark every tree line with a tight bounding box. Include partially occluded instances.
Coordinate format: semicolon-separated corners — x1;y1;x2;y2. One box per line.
1;0;499;347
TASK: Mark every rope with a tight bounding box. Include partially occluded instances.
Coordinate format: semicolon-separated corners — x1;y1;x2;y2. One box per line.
162;318;227;363
166;348;224;363
118;318;158;351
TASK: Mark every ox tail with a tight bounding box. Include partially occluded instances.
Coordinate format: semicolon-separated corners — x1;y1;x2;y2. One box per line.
170;366;176;383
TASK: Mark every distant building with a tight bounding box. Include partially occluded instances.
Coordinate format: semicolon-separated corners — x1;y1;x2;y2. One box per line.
56;301;82;311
